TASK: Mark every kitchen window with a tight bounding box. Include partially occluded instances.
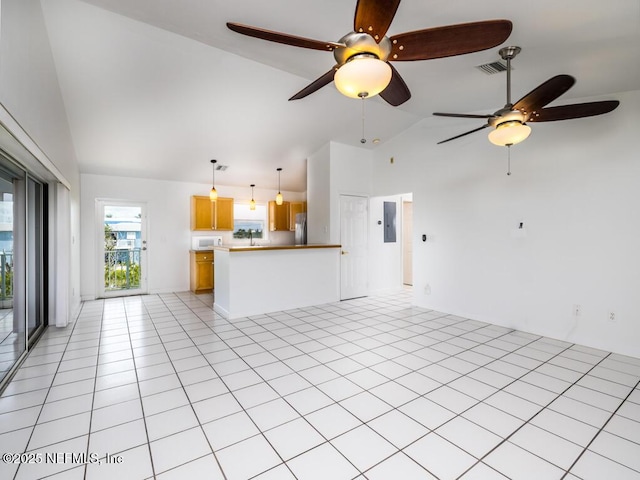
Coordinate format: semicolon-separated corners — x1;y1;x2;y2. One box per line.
233;203;266;240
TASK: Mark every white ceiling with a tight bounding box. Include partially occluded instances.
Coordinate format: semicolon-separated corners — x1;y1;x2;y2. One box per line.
39;0;640;192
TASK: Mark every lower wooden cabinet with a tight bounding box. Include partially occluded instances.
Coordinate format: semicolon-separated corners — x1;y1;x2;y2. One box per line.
190;250;214;293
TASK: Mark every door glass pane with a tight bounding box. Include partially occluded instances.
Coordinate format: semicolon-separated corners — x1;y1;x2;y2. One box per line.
104;205;142;292
27;178;43;339
0;169;23;383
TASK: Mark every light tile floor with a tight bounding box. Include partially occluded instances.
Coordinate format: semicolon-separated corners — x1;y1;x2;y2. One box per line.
1;290;639;479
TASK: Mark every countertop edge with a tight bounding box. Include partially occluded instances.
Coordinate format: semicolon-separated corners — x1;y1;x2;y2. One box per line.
213;244;341;253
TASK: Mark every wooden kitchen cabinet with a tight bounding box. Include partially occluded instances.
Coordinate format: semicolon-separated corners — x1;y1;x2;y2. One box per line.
191;196;234;231
269;200;290;231
213;197;234;230
190;250;214;293
288;201;307;231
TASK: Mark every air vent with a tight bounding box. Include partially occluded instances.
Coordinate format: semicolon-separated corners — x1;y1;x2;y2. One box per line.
476;60;509;75
215;165;228;171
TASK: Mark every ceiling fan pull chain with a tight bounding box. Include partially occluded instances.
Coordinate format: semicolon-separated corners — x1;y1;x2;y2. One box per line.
506;144;512;175
360;93;367;143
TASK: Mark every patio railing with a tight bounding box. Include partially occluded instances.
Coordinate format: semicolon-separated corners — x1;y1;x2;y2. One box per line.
104;248;141;290
1;252;13;301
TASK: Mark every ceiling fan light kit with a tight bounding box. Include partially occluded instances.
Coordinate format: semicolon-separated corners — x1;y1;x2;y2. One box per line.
488;120;531;146
334;54;392;99
227;0;512;106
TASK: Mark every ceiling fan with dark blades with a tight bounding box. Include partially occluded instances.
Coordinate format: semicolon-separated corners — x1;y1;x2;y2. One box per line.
434;46;620;145
227;0;512;106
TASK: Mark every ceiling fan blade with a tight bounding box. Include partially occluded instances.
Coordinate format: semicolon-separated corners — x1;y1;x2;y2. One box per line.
354;0;401;42
227;22;341;51
433;112;495;119
389;20;512;61
379;64;411;106
289;67;337;101
513;75;575;115
437;124;489;144
528;100;620;122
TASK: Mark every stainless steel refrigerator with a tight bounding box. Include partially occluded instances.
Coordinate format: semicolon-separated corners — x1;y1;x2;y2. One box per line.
294;212;307;245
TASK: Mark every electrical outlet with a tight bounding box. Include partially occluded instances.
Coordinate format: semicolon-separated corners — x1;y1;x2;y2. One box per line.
572;304;581;316
608;311;616;322
424;284;431;295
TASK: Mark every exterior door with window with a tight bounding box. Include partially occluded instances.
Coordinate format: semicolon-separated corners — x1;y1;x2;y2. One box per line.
98;201;148;297
340;195;368;300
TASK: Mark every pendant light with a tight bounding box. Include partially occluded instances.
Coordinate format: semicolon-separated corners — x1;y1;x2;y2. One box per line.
209;159;218;201
249;184;256;210
275;168;283;206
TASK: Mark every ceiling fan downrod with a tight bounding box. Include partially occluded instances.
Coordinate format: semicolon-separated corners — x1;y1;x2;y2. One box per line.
499;46;521;107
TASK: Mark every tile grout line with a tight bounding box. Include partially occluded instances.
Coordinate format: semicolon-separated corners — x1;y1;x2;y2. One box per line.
454;350;621;479
6;290;639;480
141;293;230;480
157;292;308;480
174;292;547;478
119;296;158;479
11;301;94;479
185;293;639;479
559;377;640;479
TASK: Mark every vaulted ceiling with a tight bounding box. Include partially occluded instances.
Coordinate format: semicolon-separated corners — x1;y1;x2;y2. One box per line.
40;0;640;192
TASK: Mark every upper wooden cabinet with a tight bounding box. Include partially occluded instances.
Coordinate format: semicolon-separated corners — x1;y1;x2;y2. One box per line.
191;196;234;231
269;200;290;231
269;201;307;231
214;197;234;230
289;201;307;231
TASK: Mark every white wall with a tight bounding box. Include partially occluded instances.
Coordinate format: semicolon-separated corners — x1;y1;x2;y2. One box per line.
372;89;640;357
80;173;304;300
307;141;374;245
329;142;373;245
0;0;82;319
307;143;330;244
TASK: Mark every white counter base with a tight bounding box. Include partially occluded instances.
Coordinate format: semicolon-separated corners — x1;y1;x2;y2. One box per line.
213;246;340;319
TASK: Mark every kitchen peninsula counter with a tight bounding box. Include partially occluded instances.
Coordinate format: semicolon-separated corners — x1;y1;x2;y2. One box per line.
213;244;340;252
212;244;341;319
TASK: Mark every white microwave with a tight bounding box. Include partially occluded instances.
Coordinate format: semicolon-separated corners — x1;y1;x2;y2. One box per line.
192;236;222;250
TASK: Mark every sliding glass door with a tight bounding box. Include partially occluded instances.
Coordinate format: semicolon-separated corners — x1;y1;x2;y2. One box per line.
0;157;46;386
0;165;22;383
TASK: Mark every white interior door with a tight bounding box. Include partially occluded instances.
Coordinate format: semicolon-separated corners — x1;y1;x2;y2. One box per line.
98;200;148;298
340;195;368;300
